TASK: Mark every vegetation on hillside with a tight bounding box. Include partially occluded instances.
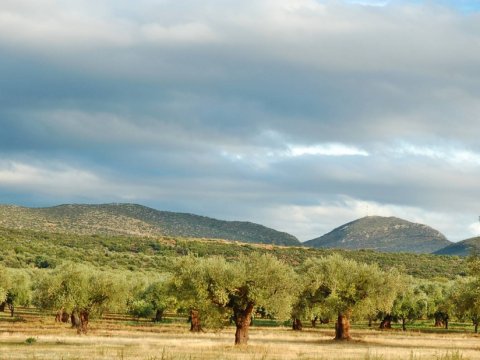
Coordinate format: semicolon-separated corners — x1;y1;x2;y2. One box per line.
434;236;480;256
0;227;466;279
0;204;300;246
304;216;451;253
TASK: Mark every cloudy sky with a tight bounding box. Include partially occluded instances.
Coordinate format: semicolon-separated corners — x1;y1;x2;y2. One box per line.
1;0;480;242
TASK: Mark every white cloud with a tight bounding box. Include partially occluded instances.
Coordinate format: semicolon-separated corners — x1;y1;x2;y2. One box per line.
259;197;476;242
469;221;480;238
391;143;480;167
287;143;369;157
0;161;101;195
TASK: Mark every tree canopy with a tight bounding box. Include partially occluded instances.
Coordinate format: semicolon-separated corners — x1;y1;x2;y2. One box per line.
171;253;298;344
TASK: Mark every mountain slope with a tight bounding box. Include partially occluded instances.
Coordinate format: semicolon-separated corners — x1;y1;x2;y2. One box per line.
303;216;451;253
433;236;480;256
0;203;300;246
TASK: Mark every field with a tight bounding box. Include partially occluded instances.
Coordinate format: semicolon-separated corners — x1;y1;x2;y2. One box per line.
1;310;480;360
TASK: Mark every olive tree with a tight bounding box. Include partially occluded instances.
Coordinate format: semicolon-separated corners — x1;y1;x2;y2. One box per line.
418;280;453;329
451;277;480;333
128;275;176;322
298;254;400;340
0;266;9;310
33;263;127;333
451;253;480;334
171;253;298;345
379;277;427;331
0;267;32;317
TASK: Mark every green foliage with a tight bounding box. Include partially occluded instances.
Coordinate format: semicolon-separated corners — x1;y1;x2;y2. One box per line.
128;299;155;319
33;263;128;316
25;337;37;345
451;276;480;331
0;225;467;280
0;267;32;311
297;254;400;319
387;276;428;328
127;275;177;321
417;279;454;323
171;253;298;328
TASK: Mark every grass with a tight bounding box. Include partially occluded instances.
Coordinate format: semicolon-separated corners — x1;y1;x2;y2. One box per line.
1;310;480;359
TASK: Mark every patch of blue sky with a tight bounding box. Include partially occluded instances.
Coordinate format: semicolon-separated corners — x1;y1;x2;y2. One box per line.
343;0;480;13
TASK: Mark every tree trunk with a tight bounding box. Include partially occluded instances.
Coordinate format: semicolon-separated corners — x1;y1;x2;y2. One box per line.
189;309;202;332
71;312;81;329
78;310;89;334
402;317;406;331
311;316;318;328
368;318;372;327
154;309;164;322
474;322;478;334
379;315;392;330
444;317;448;330
292;318;303;331
0;302;5;312
434;314;444;328
7;303;14;317
334;312;352;341
61;311;70;323
234;302;255;345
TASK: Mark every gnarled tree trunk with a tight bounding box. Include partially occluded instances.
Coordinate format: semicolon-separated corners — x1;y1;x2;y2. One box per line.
56;308;69;323
7;303;14;317
61;311;70;323
154;309;164;322
78;310;89;334
334;312;352;341
234;302;255;345
379;315;392;330
190;309;202;332
292;318;303;331
71;312;81;329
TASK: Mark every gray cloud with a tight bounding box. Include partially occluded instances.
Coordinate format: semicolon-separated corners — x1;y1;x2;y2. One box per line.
1;0;480;241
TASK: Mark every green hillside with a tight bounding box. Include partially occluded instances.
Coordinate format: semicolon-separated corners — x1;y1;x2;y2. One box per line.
434;236;480;256
304;216;451;253
0;227;465;279
0;203;300;246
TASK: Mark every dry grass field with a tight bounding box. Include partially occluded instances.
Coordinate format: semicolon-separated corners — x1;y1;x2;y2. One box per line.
1;310;479;360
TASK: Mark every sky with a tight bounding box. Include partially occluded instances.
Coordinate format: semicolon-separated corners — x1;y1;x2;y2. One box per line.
1;0;480;242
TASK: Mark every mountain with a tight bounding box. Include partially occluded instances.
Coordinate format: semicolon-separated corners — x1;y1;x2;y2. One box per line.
303;216;451;253
433;236;480;256
0;203;300;246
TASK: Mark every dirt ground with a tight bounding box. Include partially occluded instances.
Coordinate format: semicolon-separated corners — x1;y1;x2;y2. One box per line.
1;312;480;359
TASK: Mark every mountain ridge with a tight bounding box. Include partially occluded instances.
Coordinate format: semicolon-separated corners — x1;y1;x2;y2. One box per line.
303;216;451;254
433;236;480;256
0;203;300;246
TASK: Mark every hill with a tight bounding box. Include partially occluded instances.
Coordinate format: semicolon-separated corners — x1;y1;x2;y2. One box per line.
434;236;480;256
0;227;466;279
303;216;451;253
0;203;300;246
